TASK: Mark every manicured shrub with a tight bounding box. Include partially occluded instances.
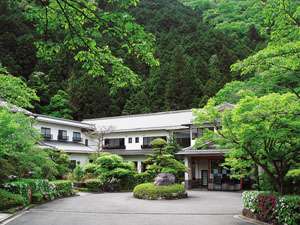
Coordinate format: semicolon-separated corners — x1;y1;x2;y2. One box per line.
134;172;153;185
4;179;57;203
276;195;300;225
50;180;73;197
83;163;97;175
0;189;25;210
133;183;187;200
85;179;103;192
32;192;44;203
4;179;73;204
73;165;84;182
4;181;31;204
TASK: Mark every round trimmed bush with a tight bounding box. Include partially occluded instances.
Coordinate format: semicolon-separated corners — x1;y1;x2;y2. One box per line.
133;183;187;200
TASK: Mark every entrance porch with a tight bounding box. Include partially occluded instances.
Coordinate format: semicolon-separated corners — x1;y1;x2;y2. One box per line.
177;148;241;191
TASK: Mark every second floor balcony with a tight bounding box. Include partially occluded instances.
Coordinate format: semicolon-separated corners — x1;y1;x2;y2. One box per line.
72;136;82;142
42;133;53;140
103;145;126;150
141;144;152;149
57;135;69;141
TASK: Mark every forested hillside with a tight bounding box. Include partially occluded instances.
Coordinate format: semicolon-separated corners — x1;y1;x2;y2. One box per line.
0;0;263;119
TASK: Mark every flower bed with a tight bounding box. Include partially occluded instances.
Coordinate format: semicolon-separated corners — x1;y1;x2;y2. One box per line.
242;191;300;225
133;183;187;200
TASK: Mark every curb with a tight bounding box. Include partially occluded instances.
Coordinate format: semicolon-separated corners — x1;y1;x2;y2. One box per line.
0;206;32;224
234;215;272;225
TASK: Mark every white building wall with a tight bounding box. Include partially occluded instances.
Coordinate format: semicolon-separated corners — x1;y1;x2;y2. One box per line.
34;121;91;144
89;130;171;151
69;153;90;165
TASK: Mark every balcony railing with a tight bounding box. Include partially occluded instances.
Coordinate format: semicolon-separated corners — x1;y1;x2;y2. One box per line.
141;144;152;149
103;145;126;150
42;133;53;140
58;135;69;141
72;137;82;142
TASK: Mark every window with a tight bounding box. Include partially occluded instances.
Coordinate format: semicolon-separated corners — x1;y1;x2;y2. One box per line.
142;136;167;148
135;137;139;143
69;160;76;170
73;132;81;142
192;128;203;139
58;130;68;141
41;127;52;140
104;138;125;149
128;137;132;143
85;139;89;146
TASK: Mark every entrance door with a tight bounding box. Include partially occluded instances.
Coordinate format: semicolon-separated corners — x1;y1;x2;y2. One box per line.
201;170;208;186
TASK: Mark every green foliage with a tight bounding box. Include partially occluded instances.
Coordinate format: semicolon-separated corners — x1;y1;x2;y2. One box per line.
85;179;103;192
4;179;74;205
133;183;186;200
82;163;98;175
195;93;300;193
286;169;300;181
0;0;260;119
47;150;71;179
0;64;39;108
0;109;61;181
145;140;187;179
24;0;158;94
82;153;137;191
150;138;167;148
42;90;73;119
133;172;153;184
94;153;136;191
3;181;31;204
0;189;25;210
73;165;84;182
276;195;300;225
50;180;73;197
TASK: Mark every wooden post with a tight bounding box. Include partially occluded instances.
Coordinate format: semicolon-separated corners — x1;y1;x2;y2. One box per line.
240;177;243;190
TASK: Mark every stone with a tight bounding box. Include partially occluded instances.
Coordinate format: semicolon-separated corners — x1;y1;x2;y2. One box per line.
154;173;175;186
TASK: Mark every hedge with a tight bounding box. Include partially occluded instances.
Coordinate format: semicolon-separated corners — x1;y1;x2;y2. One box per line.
133;183;187;200
50;180;73;197
0;189;25;210
242;191;300;225
85;179;103;192
3;179;73;206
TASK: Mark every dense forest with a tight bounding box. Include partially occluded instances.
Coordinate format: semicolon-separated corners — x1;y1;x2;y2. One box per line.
0;0;294;120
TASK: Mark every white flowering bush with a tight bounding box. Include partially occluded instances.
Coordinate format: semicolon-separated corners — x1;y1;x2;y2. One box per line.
242;191;263;213
275;195;300;225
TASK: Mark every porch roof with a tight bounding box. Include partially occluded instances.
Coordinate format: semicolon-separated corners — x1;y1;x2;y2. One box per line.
176;146;228;156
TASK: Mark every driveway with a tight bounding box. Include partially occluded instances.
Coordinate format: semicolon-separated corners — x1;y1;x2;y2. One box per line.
4;191;253;225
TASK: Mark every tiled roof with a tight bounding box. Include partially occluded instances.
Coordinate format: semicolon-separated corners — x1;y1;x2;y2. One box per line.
0;98;33;116
35;114;95;130
176;145;228;155
83;109;193;132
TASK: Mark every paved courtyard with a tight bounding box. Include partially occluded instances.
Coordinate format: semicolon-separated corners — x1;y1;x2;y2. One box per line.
5;191;253;225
